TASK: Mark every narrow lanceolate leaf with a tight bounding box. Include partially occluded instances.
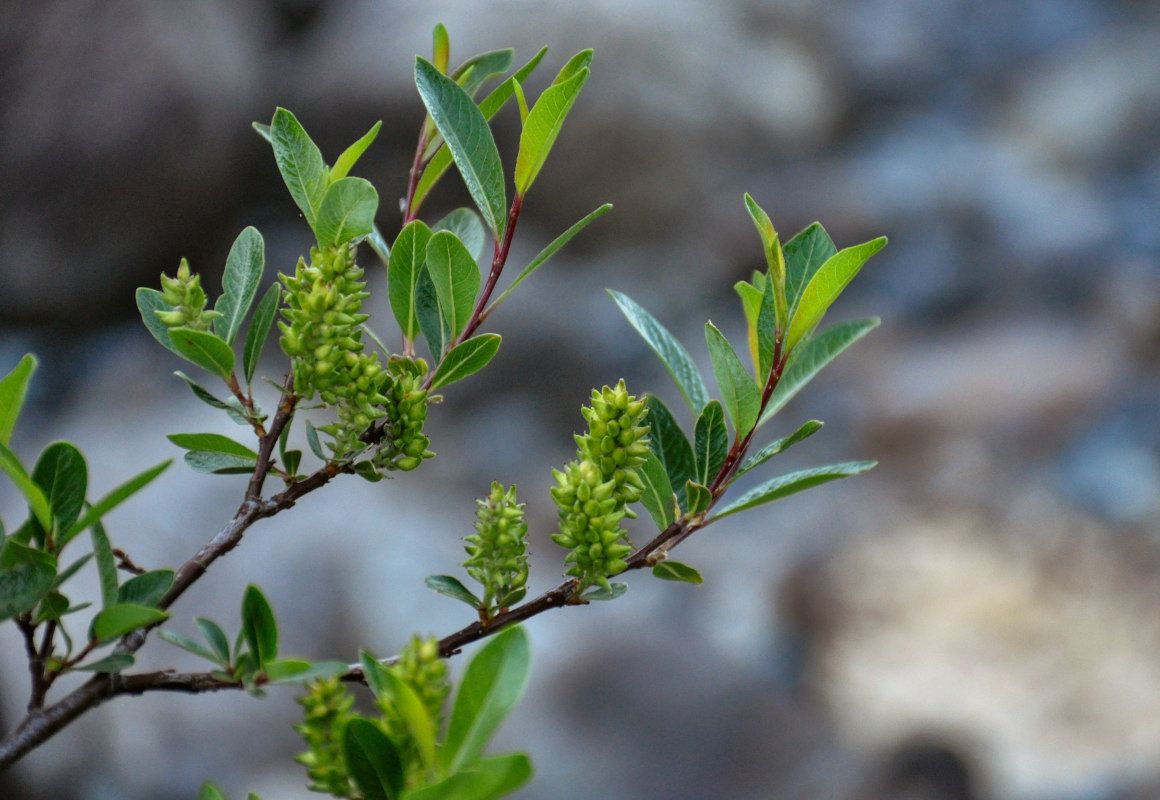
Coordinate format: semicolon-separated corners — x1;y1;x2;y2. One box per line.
388;220;433;343
433;207;487;261
416;267;451;358
62;459;171;548
637;450;675;531
304;419;326;460
429;334;501;390
266;660;347;685
384;671;437;770
136;288;185;359
443;625;531;773
330;120;382;181
243;282;280;385
607;290;710;417
0;353;37;446
758;317;879;428
167;433;259;460
453;48;515;98
158;629;222;665
73;653;135;673
214;227;265;345
0;441;52;532
174;372;230;412
91;521;118;608
412;47;548;214
489;204;612;314
705;322;761;438
756;275;778;379
414;56;506;238
744;193;788;328
269;107;328;228
344;718;403;800
693;400;729;485
90;603;168;643
405;754;533;800
168;328;235;379
425;230;481;339
314;177;379;247
652;560;703;584
645;395;695;511
32;441;87;535
514;67;590;195
116;569;174;607
241;584;278;667
784;237;887;354
710;460;877;520
183;451;256;474
734;420;824;481
425;574;483;609
580;582;627;601
784;222;837;317
196;617;231;665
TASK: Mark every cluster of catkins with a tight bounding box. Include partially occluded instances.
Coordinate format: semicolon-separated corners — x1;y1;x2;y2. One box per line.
377;635;449;786
551;380;650;590
155;258;222;331
465;482;529;613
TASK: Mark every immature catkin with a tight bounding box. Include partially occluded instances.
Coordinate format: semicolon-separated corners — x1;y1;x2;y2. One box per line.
294;677;356;798
551;380;649;590
154;258;222;331
464;483;529;611
376;635;448;786
373;357;435;472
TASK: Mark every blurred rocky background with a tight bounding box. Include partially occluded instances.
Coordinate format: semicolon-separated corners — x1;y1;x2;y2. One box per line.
2;0;1159;798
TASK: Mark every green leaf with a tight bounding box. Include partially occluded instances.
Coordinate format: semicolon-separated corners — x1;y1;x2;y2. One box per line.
426;230;482;339
0;441;52;532
241;584;278;667
214;227;265;346
453;49;515;98
304;420;326;461
73;653;135;673
705;322;761;438
429;334;501;390
711;460;877;520
158;629;224;665
266;659;347;686
756;274;778;379
432;22;450;72
368;225;391;263
315;177;379;247
637;450;675;531
757;318;879;428
174;371;230;412
405;754;533;800
196;616;232;665
183;451;257;475
270;107;328;228
282;448;302;477
388;221;433;343
415;267;451;358
330;120;382;181
360;649;392;700
0;353;37;446
0;541;56;621
412;47;547;214
734;420;823;481
52;552;92;589
514;66;590;195
251;122;272;144
488;204;612;315
168;328;235;379
684;481;712;515
384;670;437;770
33;591;70;624
652;561;703;584
425;574;482;609
784;222;837;317
198;782;229;800
784;237;887;353
344;717;404;800
90;521;118;608
691;401;728;482
443;625;531;773
243;282;280;385
580;582;627;601
167;433;259;460
136;288;186;359
743;193;788;329
645;395;696;511
90;603;168;643
432;207;487;261
607;290;710;417
32;441;87;536
116;569;174;607
414;56;506;238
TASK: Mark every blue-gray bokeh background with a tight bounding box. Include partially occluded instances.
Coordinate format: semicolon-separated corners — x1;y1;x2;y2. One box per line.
2;2;1159;798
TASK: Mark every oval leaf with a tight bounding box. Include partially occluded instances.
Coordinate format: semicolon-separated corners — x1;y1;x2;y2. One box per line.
215;227;265;346
167;433;259;460
116;569;174;608
425;230;481;339
652;561;703;584
784;237;887;353
90;603;168;643
184;451;257;475
32;441;87;535
637;450;675;531
645;396;695;511
580;582;628;601
241;584;278;668
429;335;501;390
425;574;482;609
270;107;328;228
196;617;232;665
315;177;379;247
388;221;433;343
711;460;877;520
344;717;403;800
784;222;837;317
414;56;506;238
168;328;235;379
693;400;729;486
0;542;57;622
607;290;709;417
432;207;487;261
0;441;55;533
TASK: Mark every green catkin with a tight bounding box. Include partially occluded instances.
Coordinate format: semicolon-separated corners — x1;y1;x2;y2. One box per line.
294;677;356;798
551;380;649;590
373;357;435;472
376;635;448;786
464;483;530;612
154;258;222;331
